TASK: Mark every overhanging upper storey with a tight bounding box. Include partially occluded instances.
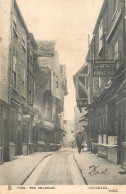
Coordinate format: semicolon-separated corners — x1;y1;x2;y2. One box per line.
73;64;88;112
34;41;55;57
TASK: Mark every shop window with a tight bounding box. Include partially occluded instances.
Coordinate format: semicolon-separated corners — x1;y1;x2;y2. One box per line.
101;117;104;128
104;117;106;128
108;100;117;136
12;56;17;89
95;119;98;129
98;135;102;143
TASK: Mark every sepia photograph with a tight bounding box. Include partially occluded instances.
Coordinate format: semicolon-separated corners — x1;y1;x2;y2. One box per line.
0;0;126;193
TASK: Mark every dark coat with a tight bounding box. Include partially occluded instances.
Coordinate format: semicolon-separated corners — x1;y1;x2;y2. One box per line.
76;133;83;146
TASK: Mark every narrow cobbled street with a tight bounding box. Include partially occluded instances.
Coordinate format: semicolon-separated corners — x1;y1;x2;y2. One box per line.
24;150;85;185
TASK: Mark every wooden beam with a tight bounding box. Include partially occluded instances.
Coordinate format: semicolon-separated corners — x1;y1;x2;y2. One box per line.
78;80;88;95
75;77;79;99
78;74;88;77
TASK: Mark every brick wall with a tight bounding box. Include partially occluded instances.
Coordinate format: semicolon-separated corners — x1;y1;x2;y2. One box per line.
10;6;28;106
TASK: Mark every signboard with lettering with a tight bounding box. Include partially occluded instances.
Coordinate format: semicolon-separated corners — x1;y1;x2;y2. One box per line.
23;114;31;121
93;61;116;77
94;70;115;76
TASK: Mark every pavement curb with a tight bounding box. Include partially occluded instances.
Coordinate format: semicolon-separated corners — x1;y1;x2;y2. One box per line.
21;153;54;185
73;154;88;185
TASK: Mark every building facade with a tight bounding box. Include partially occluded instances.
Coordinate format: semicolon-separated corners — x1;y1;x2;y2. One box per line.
0;0;67;164
74;0;126;168
0;0;38;163
74;106;88;141
33;41;67;150
63;120;75;147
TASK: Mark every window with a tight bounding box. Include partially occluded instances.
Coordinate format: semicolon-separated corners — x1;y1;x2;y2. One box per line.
22;67;25;96
113;40;119;59
22;30;27;50
29;90;32;103
101;117;104;128
104;117;106;128
45;100;52;120
62;81;64;89
13;56;16;88
98;20;103;52
99;77;101;87
113;40;119;68
56;76;58;88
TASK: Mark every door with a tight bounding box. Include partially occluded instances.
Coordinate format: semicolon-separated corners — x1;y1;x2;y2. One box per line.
17;120;22;155
3;119;9;162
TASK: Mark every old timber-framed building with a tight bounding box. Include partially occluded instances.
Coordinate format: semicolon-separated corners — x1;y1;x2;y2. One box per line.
0;0;67;164
73;0;126;169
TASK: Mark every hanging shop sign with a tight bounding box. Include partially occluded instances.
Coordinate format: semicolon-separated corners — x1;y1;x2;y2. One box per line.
93;61;116;77
94;70;115;76
23;114;31;121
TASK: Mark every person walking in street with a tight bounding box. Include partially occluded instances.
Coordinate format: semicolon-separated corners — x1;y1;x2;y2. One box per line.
76;131;84;153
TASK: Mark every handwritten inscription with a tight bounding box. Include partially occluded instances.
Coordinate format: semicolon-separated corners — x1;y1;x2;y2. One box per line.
89;165;110;176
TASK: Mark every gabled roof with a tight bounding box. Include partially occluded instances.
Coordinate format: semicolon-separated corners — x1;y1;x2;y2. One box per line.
14;0;29;36
74;64;88;77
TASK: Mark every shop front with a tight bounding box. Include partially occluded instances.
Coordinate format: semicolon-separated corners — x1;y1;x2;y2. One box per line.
0;100;10;163
118;79;126;169
90;93;119;164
